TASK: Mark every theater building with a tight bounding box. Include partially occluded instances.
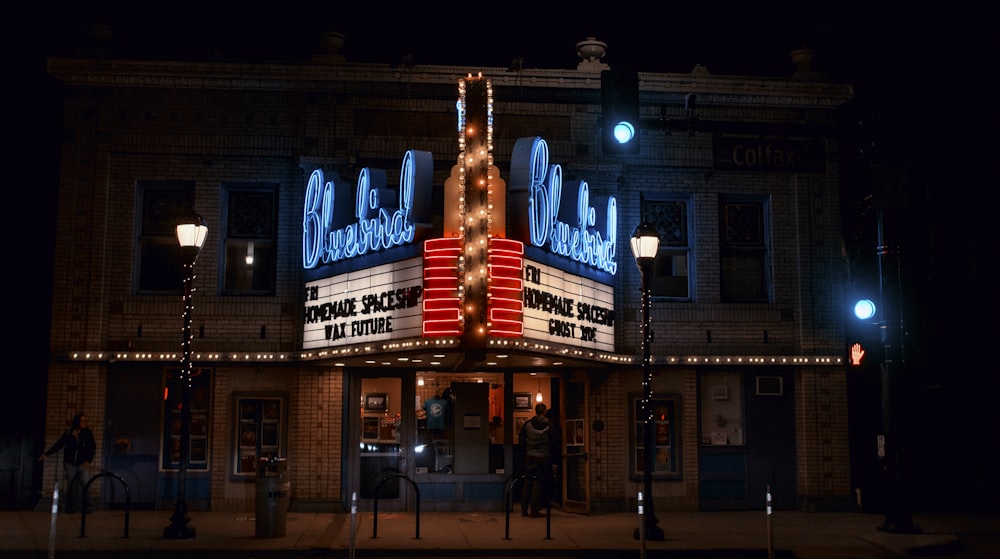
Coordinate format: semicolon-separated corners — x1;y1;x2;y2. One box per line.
40;34;854;514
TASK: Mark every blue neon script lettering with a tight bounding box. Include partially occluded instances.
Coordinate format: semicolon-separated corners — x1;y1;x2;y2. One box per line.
522;138;617;274
303;151;423;269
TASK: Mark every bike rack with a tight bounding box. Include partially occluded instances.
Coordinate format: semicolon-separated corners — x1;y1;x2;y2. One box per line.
503;473;551;540
371;470;421;540
80;471;131;538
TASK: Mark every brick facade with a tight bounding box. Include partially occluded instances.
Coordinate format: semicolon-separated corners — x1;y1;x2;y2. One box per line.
41;44;854;513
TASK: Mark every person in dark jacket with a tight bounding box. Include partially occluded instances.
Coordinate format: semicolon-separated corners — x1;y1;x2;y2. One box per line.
39;413;96;513
518;402;558;517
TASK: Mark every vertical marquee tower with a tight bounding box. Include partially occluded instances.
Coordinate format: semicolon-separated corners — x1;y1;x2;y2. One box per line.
423;74;523;352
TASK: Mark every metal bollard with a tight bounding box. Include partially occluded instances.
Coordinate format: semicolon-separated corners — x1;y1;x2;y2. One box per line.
638;490;646;559
48;483;60;559
766;485;774;559
349;491;357;559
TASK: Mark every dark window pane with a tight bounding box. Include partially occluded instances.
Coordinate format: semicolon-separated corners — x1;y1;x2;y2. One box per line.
224;240;275;292
645;199;690;299
138;182;193;292
139;239;184;291
223;186;277;294
140;184;193;236
227;190;275;238
722;203;763;247
720;198;769;302
652;250;689;298
646;200;687;247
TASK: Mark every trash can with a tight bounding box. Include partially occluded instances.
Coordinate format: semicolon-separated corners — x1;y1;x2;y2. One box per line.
255;457;289;538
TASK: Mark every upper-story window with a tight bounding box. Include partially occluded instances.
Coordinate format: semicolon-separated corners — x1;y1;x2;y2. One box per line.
719;196;770;302
643;196;692;300
223;185;277;295
137;181;195;293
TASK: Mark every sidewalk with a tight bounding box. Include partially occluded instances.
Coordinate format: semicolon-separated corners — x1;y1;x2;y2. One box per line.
0;507;982;558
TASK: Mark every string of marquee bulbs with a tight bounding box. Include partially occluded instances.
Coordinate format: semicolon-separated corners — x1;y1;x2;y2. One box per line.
457;74;495;343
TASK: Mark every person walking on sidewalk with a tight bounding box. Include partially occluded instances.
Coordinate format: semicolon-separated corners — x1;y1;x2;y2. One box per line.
39;413;96;513
518;402;558;517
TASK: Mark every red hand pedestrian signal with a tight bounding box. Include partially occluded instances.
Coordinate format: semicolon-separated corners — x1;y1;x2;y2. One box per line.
850;343;865;366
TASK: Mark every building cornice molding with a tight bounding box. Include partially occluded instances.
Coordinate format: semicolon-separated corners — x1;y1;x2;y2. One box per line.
47;58;853;109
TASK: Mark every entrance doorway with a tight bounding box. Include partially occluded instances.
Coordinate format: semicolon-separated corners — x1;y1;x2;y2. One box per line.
355;376;405;508
350;370;509;512
561;373;590;513
104;368;161;508
697;371;796;510
347;369;593;512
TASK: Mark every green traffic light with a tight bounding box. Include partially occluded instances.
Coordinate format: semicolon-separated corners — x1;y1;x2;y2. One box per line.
613;120;636;144
853;298;876;320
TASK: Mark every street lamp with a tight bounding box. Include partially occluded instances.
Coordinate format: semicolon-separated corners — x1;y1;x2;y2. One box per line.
164;211;208;539
630;222;665;543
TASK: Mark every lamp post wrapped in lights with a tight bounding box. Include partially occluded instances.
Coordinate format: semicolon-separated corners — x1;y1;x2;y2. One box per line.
630;222;664;543
164;211;208;540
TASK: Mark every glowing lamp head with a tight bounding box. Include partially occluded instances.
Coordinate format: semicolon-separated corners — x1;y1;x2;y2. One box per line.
613;120;636;144
853;299;877;321
176;212;208;251
630;222;660;264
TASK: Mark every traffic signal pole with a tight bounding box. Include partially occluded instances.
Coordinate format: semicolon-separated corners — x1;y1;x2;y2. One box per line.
875;207;917;534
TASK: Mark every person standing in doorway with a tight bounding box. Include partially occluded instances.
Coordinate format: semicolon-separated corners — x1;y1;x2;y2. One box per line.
518;402;558;517
39;413;97;513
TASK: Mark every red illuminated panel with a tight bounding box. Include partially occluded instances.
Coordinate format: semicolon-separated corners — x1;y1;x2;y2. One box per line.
423;238;463;336
487;238;524;337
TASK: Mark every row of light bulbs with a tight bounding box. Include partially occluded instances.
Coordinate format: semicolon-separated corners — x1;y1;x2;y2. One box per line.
70;347;842;366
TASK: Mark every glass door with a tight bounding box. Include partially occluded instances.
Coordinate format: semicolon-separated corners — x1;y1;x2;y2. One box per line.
356;376;406;508
561;373;590;513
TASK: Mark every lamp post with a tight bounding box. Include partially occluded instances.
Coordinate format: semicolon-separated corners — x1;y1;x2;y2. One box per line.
630;222;664;543
164;211;208;540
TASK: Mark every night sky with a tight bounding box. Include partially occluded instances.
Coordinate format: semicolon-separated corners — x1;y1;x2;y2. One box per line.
7;1;997;508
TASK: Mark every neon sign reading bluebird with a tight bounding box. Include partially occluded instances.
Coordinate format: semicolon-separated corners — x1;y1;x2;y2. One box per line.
510;136;618;275
303;150;432;269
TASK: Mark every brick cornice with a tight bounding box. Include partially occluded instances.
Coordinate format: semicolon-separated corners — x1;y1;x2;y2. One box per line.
47;58;852;110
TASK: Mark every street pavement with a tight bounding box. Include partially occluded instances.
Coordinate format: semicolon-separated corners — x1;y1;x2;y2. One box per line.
0;506;994;558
